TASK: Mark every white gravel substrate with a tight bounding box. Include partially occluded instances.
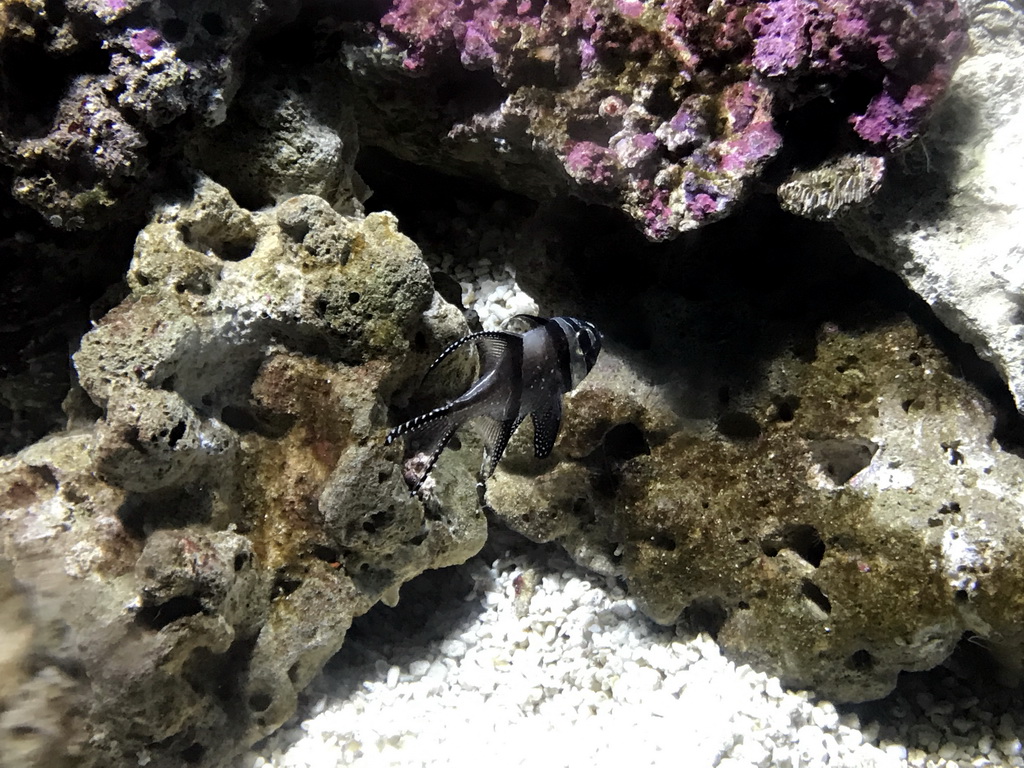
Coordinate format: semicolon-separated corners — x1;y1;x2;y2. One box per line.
239;535;1024;768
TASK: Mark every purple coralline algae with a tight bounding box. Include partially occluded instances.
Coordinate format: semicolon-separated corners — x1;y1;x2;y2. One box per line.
373;0;967;238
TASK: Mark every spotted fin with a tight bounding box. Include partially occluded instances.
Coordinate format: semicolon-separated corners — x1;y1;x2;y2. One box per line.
385;399;460;444
530;397;562;459
387;405;463;492
479;415;525;479
408;419;460;491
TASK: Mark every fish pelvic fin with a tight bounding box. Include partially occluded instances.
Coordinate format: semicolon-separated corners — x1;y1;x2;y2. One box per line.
479;415;526;479
530;397;562;459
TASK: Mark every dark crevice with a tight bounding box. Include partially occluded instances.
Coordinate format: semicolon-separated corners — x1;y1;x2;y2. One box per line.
681;597;728;639
717;411;762;440
603;423;651;462
135;595;204;630
801;578;832;615
761;524;825;567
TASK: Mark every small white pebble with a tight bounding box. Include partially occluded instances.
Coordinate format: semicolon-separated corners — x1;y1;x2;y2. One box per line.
885;743;909;761
939;741;959;759
1000;739;1024;756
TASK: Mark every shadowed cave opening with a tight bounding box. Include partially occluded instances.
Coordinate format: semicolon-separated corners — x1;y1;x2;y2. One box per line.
353;148;1024;454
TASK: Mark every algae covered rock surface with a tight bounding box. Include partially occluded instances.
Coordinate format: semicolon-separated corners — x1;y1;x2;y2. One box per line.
4;0;1024;765
0;179;486;767
476;205;1024;703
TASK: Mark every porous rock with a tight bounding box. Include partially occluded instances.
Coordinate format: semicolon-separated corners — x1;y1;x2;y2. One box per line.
0;0;302;230
0;178;486;767
836;0;1024;414
342;0;966;239
487;311;1024;702
188;58;365;214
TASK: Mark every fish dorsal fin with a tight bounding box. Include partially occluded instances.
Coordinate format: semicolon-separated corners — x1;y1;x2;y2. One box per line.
530;397;562;459
509;314;547;329
423;331;512;384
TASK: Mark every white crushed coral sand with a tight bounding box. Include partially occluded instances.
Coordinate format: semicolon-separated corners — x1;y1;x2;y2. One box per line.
240;538;1024;768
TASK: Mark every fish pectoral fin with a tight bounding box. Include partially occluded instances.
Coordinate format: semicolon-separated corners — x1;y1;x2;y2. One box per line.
472;332;520;374
479;415;525;478
530;397;562;459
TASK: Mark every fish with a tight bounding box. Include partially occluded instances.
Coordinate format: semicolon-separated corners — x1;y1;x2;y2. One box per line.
386;315;602;491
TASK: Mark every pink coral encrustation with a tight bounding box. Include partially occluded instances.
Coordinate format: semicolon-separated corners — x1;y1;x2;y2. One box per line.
378;0;966;238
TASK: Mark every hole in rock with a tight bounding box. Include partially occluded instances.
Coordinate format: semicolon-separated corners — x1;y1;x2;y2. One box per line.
362;509;392;535
136;595;204;630
717;411;762;440
0;39;111;125
162;18;189;43
848;649;874;671
249;692;273;712
124;426;146;452
774;73;878;170
167;420;187;448
801;578;832;615
233;552;250;571
603;423;651;462
648;532;677;551
682;597;728;639
571;496;596;526
220;404;294;438
200;12;226;36
348;292;361;304
180;742;205;764
312;544;339;563
773;395;800;422
431;271;465;308
761;524;825;567
811;437;878;485
220;238;257;262
271;572;302;598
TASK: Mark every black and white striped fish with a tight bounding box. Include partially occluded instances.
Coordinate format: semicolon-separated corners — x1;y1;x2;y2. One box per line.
386;315;602;491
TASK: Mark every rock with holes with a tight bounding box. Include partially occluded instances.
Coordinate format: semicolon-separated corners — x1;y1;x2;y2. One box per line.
0;178;486;767
0;0;302;230
342;0;966;240
187;58;365;214
836;0;1024;416
484;312;1024;702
